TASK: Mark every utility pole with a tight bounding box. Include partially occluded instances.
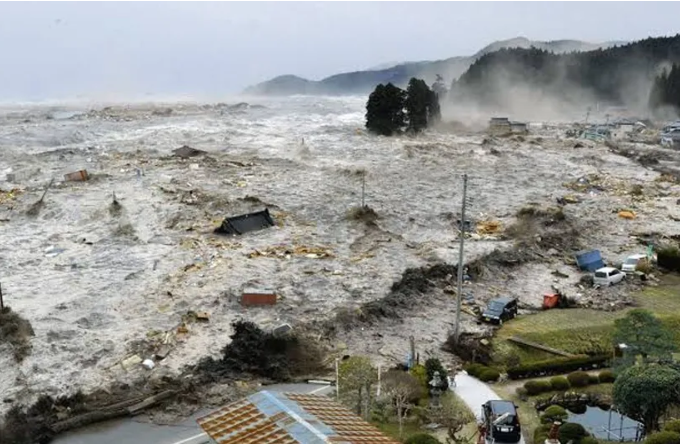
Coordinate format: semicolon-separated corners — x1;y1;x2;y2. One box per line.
361;172;366;208
0;282;4;310
335;358;340;400
454;174;468;344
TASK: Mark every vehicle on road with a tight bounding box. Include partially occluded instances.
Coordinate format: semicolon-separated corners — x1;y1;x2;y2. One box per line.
481;297;518;325
482;400;522;443
593;267;626;286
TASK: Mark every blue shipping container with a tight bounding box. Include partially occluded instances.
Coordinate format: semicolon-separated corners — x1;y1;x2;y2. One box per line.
575;250;605;272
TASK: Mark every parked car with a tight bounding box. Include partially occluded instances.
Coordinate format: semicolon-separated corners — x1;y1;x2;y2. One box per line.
593;267;626;286
482;400;522;443
621;254;648;273
481;297;518;325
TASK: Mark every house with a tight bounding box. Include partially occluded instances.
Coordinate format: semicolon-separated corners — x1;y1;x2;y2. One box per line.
489;117;510;134
196;390;400;443
509;121;528;134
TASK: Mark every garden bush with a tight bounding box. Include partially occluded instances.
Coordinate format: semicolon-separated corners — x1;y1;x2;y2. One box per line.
558;422;588;444
541;405;569;424
464;363;485;377
550;376;571;391
524;380;553;396
664;420;680;434
478;368;501;382
581;436;599;444
567;371;591;388
645;431;680;444
588;374;600;385
405;433;442;444
598;370;616;383
534;424;552;443
507;355;610;380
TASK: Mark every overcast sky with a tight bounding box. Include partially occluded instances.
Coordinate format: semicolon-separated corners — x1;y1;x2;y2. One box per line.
1;2;679;101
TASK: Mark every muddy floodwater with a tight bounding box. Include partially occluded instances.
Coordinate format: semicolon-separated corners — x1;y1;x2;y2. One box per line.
1;97;680;415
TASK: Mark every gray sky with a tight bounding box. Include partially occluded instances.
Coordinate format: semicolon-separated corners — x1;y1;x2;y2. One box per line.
1;1;679;101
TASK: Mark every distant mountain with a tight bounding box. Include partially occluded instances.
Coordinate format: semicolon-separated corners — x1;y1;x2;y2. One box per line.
244;37;625;96
450;34;680;115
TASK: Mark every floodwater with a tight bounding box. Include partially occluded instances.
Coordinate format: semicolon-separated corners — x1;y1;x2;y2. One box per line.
568;406;643;442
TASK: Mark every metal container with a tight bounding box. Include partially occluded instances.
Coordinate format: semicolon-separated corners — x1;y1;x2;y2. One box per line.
64;170;89;182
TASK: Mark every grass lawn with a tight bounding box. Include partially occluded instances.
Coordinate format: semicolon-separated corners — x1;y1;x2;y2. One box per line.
493;274;680;364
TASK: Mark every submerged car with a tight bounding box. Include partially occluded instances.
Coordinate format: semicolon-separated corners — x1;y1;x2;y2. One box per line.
481;297;518;325
482;400;522;443
621;254;648;273
593;267;626;286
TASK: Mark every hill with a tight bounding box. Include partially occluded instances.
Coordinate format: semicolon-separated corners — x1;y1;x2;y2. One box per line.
244;38;622;96
450;34;680;117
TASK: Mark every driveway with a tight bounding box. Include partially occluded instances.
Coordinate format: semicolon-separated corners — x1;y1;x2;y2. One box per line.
53;383;334;444
454;371;526;444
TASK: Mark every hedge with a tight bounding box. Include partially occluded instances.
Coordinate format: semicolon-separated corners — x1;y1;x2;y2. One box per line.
550;376;570;391
559;423;588;444
479;368;501;382
665;421;680;434
464;363;485;377
542;405;568;423
524;380;553;396
507;354;610;380
598;370;616;383
567;371;591;388
645;431;680;444
588;374;600;385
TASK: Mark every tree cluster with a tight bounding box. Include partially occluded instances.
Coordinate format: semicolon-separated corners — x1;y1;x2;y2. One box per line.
649;64;680;112
612;309;680;434
450;34;680;110
365;77;442;136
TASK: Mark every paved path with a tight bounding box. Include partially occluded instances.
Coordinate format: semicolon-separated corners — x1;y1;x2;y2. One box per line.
53;383;334;444
454;371;526;444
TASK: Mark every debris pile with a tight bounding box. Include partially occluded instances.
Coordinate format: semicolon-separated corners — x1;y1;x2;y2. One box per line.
248;245;334;259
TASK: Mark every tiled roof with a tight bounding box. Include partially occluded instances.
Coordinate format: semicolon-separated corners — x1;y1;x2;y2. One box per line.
196;390;400;444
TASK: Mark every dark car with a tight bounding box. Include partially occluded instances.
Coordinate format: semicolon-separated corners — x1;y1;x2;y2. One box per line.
482;400;522;443
481;297;518;325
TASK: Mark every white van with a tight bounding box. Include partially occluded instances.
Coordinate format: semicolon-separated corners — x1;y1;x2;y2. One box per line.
594;267;626;286
621;254;648;273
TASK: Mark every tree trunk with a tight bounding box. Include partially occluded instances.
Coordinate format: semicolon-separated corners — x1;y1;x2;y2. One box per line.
356;385;363;416
397;401;404;438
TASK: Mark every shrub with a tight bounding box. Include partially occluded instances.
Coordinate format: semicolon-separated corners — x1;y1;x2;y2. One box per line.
658;245;680;272
581;437;599;444
550;376;571;391
598;370;616;383
515;387;528;400
478;368;501;382
405;433;442;444
567;371;591;388
464;363;485;377
507;355;610;380
664;420;680;434
645;431;680;444
588;374;600;385
410;364;428;390
542;405;569;424
534;424;552;443
558;422;588;444
524;380;553;396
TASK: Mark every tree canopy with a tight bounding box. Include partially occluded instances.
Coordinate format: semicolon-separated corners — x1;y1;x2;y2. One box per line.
613;364;680;432
365;83;406;136
649;64;680;113
450;34;680;111
365;77;441;136
612;309;676;370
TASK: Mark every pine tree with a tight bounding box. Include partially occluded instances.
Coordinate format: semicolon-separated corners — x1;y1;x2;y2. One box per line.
405;78;431;133
365;83;406;136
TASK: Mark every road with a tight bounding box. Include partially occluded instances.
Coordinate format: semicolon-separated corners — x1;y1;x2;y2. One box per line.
53;383;334;444
454;371;526;444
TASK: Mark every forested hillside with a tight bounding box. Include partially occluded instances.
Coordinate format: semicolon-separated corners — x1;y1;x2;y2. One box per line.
450;34;680;114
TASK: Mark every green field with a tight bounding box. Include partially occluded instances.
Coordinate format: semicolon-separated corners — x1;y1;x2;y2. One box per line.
493;275;680;364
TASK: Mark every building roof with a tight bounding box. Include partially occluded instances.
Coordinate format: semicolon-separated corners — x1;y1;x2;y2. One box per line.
214;208;275;235
197;390;400;444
